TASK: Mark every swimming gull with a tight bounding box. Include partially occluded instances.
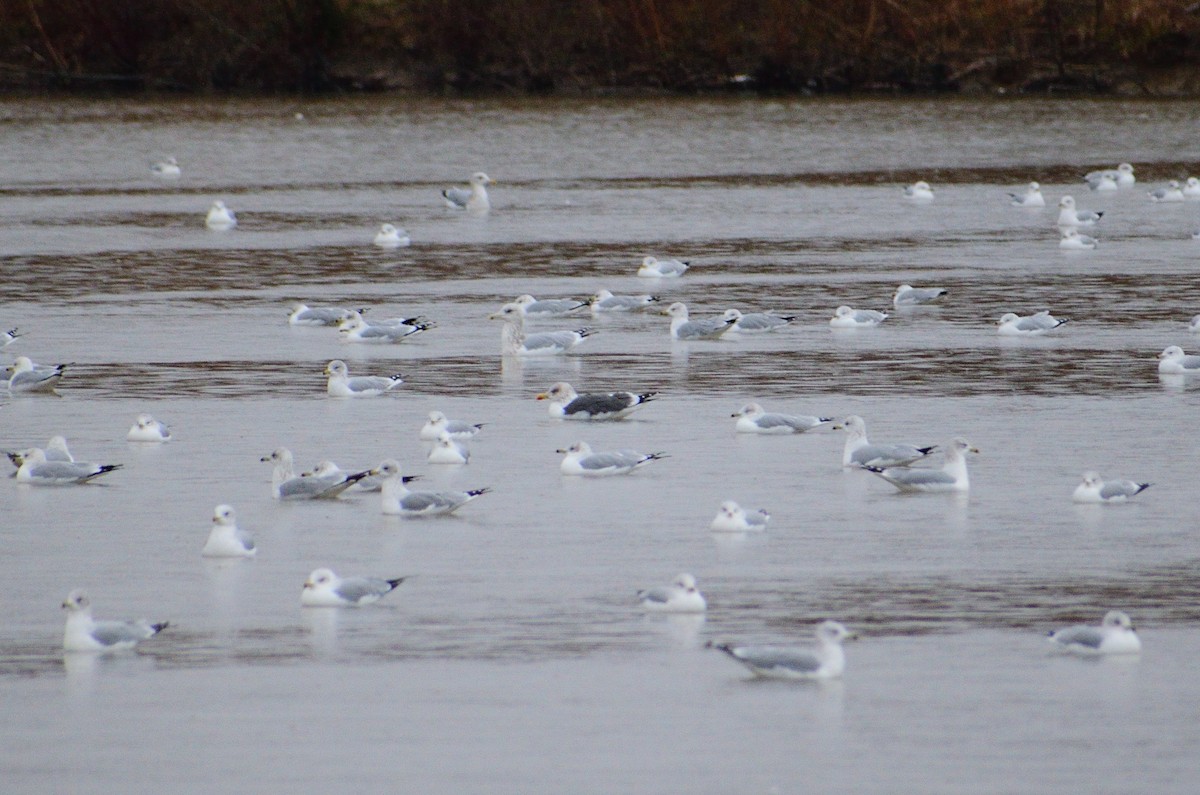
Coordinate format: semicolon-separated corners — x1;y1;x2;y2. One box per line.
7;356;65;392
830;305;887;328
512;294;589;317
261;447;369;500
665;302;736;340
324;359;403;397
712;620;856;680
893;284;947;307
1148;180;1186;202
1047;611;1141;655
288;303;364;327
1059;228;1098;250
488;302;592;355
442;172;493;213
127;414;172;442
338;314;431;343
1057;196;1102;227
590;289;659;313
1156;345;1200;374
205;200;237;230
150;156;181;178
903;181;934;201
537;381;657;420
832;415;938;468
62;589;169;653
428;431;470;464
1184;177;1200;197
638;256;689;278
299;460;417;493
373;223;411;248
722;308;797;333
557;441;666;476
202;504;257;558
420;411;484;441
2;327;24;347
637;573;707;613
866;437;978;493
373;459;490;516
16;448;121;485
301;568;407;607
1190;315;1200;333
997;310;1069;336
710;500;770;532
1084;163;1135;189
1072;472;1151;504
733;402;831;434
1007;181;1045;207
6;435;74;471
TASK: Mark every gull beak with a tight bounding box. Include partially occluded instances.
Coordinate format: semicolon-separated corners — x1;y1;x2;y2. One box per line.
555;448;568;454
729;412;740;418
535;393;548;400
303;581;314;589
487;311;502;320
259;455;272;462
969;446;981;454
831;424;844;430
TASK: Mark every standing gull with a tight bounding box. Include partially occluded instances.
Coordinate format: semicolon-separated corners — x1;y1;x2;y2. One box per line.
712;620;856;680
733;403;831;434
62;590;168;652
1072;472;1151;504
324;359;403;397
441;172;493;213
997;311;1068;336
205;200;237;230
488;302;592;356
420;411;484;441
373;459;490;516
833;415;937;468
1008;181;1045;207
127;414;172;442
710;501;770;532
537;381;657;420
301;568;407;607
866;438;978;493
557;441;666;476
202;504;257;558
1048;611;1141;655
637;574;707;613
638;256;689;278
665;302;736;340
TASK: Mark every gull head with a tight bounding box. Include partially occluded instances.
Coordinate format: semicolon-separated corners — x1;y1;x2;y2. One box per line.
324;360;349;377
1158;345;1185;361
732;402;764;419
1079;471;1103;489
833;414;866;435
556;441;592;456
1059;195;1076;209
488;303;524;323
817;620;856;644
1103;611;1134;631
371;459;403;479
536;382;575;402
673;573;699;593
663;301;689;319
717;501;741;521
62;589;91;613
304;568;336;591
213;504;237;526
949;437;980;457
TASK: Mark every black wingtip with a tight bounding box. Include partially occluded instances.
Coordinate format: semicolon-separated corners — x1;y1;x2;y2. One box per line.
576;328;595;338
918;446;938;455
346;470;372;483
1136;483;1153;494
401;474;422;484
387;577;408;589
151;621;170;635
1096;211;1105;218
639;392;659;403
467;487;493;497
864;465;886;474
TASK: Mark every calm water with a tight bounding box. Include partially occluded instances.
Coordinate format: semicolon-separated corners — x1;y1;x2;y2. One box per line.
2;96;1200;793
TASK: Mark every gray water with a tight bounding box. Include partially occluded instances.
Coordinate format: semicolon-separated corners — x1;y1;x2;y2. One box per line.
2;96;1200;793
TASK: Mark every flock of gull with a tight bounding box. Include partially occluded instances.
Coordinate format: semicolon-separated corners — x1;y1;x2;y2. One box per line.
7;156;1187;676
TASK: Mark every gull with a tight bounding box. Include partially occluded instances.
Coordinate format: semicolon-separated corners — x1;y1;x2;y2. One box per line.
127;414;172;442
1059;228;1098;250
1148;180;1186;202
712;620;856;679
832;415;938;468
338;314;431;344
7;356;65;392
1072;472;1151;504
636;573;707;613
1084;162;1135;188
150;156;181;178
202;504;257;557
1008;181;1045;207
428;431;470;464
287;303;364;327
1156;345;1200;374
830;305;887;328
893;284;947;307
16;448;121;485
997;311;1069;336
866;438;978;493
557;441;666;476
373;223;410;248
299;460;418;493
205;200;237;230
903;181;934;201
261;447;369;500
1090;173;1119;191
488;302;592;356
419;411;484;441
1190;314;1200;333
2;327;24;346
1184;177;1200;197
62;590;168;653
638;256;689;278
441;172;493;213
512;294;589;317
324;359;403;397
1047;611;1141;655
590;289;659;314
373;459;490;516
710;500;770;532
1057;196;1102;227
665;302;736;340
733;402;831;434
722;308;796;333
537;381;657;420
301;568;407;607
6;435;74;471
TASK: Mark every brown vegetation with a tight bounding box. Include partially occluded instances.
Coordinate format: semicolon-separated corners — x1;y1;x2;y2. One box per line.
2;0;1199;94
